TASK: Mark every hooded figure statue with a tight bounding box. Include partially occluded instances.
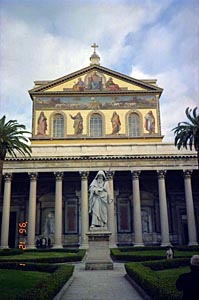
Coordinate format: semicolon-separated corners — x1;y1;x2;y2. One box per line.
89;170;112;229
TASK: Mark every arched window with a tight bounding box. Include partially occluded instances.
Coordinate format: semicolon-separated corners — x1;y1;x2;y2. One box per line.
53;114;64;138
128;113;140;137
90;113;102;137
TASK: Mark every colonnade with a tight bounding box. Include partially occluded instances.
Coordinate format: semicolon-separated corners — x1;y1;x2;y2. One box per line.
0;170;198;249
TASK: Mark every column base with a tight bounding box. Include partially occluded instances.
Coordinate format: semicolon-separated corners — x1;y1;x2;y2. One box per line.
26;245;36;250
161;242;171;247
52;244;63;249
109;243;117;248
0;246;9;249
134;243;144;247
188;242;198;246
79;244;89;249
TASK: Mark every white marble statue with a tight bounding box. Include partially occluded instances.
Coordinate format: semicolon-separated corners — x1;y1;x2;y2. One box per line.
89;170;112;229
44;212;55;236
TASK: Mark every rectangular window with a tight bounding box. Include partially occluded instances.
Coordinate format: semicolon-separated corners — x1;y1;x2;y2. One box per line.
53;114;64;137
65;202;78;234
117;199;131;233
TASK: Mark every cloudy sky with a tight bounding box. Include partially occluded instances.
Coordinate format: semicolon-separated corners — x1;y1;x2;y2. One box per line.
0;0;198;142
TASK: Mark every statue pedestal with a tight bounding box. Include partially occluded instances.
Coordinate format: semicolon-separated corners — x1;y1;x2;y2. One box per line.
85;230;113;270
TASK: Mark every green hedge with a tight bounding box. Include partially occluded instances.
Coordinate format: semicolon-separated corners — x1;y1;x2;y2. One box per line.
25;248;79;253
0;249;85;263
0;262;58;273
111;248;164;262
15;264;74;300
125;259;190;300
0;249;23;256
117;246;167;252
111;247;197;262
143;258;190;270
116;246;199;252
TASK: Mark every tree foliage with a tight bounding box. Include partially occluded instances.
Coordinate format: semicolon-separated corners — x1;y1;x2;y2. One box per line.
172;107;199;168
0;115;32;194
0;115;32;160
172;107;199;151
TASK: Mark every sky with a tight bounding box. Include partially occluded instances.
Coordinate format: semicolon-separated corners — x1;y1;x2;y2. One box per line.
0;0;198;142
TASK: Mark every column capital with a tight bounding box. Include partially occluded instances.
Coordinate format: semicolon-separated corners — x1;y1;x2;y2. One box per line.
106;171;114;180
54;172;64;180
3;173;12;182
131;170;141;179
183;169;193;179
80;171;89;180
157;170;167;179
28;172;38;181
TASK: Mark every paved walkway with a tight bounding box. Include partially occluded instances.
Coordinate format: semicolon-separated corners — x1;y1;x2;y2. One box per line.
56;262;144;300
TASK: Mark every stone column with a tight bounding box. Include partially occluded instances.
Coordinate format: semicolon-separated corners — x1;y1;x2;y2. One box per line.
183;170;198;246
27;173;38;249
107;171;116;247
132;171;144;246
80;172;89;249
0;173;12;249
157;170;170;246
53;172;63;249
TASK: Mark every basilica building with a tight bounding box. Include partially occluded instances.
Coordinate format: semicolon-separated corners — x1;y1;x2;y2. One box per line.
0;45;198;249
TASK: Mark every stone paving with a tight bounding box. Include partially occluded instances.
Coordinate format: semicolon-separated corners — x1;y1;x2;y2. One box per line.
56;262;144;300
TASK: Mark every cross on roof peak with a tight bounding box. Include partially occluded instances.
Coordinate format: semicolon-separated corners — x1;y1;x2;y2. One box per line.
91;43;99;53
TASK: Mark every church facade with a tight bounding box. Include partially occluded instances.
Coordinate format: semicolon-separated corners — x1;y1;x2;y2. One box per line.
0;46;198;249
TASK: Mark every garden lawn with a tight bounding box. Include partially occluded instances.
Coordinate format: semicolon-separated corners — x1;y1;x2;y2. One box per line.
156;266;189;299
0;269;49;300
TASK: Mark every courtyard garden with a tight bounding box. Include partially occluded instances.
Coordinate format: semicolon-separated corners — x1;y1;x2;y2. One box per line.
0;246;198;300
111;246;199;300
0;248;85;300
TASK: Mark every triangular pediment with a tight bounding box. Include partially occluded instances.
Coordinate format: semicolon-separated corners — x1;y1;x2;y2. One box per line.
29;64;162;96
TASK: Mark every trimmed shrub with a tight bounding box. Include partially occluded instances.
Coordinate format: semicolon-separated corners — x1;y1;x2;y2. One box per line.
111;247;197;262
143;258;190;270
0;249;86;263
15;264;74;300
111;248;163;262
125;260;186;300
0;262;58;273
25;248;79;253
0;249;23;256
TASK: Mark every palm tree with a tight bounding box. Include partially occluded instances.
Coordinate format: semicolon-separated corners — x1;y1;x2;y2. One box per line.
172;107;199;168
0;116;32;194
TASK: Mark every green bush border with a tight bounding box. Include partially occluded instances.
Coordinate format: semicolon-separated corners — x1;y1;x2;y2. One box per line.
0;249;86;263
0;249;23;256
110;247;198;262
125;258;190;300
0;262;74;300
116;246;199;252
110;248;163;261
